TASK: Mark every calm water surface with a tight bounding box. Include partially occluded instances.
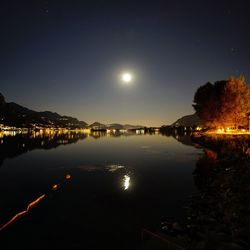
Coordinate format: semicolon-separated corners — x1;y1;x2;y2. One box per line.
0;132;202;249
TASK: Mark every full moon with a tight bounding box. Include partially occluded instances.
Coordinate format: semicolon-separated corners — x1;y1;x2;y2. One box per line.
121;73;132;83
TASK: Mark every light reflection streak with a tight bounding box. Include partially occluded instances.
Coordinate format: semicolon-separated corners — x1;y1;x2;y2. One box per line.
0;174;72;233
52;184;59;191
0;194;45;232
106;164;125;172
123;175;130;190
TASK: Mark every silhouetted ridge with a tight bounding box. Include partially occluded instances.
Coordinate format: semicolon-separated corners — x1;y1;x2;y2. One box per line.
0;93;87;128
0;93;5;106
171;113;201;127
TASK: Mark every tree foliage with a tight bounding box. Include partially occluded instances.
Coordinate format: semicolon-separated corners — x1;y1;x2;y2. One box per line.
193;76;250;129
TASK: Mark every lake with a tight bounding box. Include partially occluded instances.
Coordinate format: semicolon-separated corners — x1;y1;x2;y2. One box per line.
0;131;202;249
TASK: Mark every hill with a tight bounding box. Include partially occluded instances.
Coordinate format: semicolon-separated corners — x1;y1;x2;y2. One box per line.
123;124;144;130
89;122;107;130
171;113;201;127
89;122;145;130
107;123;124;130
0;93;87;128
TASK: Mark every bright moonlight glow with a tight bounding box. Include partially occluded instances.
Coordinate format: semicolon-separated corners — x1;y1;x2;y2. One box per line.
123;175;130;190
121;73;132;83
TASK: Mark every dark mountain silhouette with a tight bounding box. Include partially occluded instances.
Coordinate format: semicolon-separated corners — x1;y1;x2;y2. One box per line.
123;124;144;129
0;93;87;128
89;122;106;129
89;122;145;130
171;113;201;127
0;93;5;106
107;123;124;130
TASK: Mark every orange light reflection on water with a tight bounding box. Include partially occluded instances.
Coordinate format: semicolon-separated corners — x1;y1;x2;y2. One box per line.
204;128;250;135
0;194;45;232
0;174;72;233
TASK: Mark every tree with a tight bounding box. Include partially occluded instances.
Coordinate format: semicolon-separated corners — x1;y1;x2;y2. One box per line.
193;81;226;128
220;76;250;129
193;76;250;130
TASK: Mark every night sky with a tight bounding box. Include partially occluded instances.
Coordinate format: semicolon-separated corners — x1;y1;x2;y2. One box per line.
1;0;250;126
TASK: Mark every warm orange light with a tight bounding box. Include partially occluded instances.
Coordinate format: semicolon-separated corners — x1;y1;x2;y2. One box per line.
66;174;71;180
0;194;45;232
52;184;58;191
212;128;250;135
217;128;224;133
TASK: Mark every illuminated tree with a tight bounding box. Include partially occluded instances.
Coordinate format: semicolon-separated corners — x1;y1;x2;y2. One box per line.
220;76;250;129
193;76;250;129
